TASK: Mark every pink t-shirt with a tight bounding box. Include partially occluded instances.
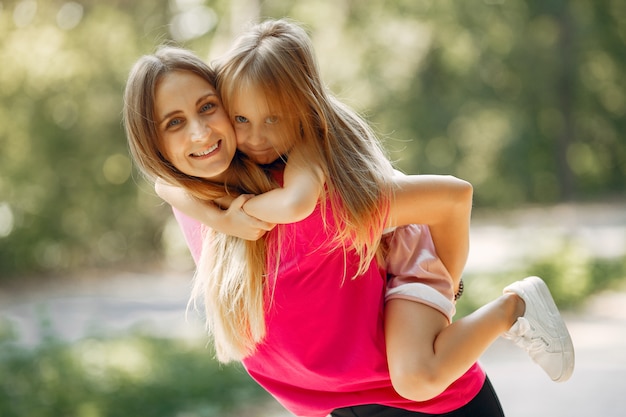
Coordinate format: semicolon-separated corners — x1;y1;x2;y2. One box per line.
173;205;485;417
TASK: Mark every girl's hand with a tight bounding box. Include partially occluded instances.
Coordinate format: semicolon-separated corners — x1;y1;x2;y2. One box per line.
222;194;275;240
155;178;274;241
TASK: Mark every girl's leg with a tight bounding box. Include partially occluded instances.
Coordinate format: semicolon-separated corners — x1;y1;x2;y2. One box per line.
384;292;521;402
385;276;575;403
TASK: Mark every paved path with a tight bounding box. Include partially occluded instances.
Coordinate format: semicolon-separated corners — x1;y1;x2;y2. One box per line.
1;270;625;417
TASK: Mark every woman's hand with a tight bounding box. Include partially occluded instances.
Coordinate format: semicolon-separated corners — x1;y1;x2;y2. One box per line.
155;179;274;241
220;194;275;240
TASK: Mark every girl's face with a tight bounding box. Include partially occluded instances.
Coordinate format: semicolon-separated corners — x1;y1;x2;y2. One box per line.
155;70;236;180
230;86;293;165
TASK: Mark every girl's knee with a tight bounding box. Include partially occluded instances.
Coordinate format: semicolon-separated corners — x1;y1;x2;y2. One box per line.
389;364;446;402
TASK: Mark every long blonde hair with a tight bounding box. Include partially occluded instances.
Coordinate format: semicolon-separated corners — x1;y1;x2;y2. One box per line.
123;46;276;362
216;18;395;275
193;19;394;362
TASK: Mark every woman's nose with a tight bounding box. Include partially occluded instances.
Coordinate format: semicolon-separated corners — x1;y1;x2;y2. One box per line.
190;119;210;142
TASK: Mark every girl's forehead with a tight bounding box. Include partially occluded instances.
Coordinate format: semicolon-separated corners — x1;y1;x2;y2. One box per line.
232;84;274;111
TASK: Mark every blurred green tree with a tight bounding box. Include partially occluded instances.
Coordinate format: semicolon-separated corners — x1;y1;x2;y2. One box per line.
0;0;624;279
0;0;177;277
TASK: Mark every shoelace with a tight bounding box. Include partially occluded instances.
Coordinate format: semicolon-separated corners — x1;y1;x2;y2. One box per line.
504;317;549;354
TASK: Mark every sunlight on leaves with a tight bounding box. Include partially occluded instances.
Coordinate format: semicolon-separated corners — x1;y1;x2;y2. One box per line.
169;0;217;41
12;0;37;28
74;338;153;382
0;203;14;238
103;154;132;185
56;1;83;30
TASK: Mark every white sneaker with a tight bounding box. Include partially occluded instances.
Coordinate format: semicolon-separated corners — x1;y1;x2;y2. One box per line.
502;276;575;382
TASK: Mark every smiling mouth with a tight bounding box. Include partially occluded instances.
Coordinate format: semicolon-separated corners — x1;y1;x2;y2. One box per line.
191;140;220;157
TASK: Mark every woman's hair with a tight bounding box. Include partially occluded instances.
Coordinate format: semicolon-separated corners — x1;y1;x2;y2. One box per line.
123;46;275;362
124;21;396;363
216;18;395;275
125;46;216;198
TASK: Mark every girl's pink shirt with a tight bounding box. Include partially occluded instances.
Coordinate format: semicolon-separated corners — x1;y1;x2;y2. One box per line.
172;205;485;417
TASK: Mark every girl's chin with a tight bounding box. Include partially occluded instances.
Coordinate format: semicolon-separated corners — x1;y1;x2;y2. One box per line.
250;154;281;165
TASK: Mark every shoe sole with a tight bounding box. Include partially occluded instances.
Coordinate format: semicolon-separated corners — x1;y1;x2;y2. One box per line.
525;276;576;382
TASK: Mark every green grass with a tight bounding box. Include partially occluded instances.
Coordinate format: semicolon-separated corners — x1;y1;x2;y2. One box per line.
0;320;270;417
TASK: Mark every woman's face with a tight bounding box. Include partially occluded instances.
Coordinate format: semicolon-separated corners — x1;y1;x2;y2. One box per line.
155;70;237;180
230;86;293;165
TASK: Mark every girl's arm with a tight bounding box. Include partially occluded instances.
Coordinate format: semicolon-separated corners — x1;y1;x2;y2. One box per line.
241;150;324;224
387;173;473;285
155;178;274;241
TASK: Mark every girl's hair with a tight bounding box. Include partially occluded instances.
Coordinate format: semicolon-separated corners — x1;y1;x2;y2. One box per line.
123;46;276;362
191;19;395;362
216;18;395;275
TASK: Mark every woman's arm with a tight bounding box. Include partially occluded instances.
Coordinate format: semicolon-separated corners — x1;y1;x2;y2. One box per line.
241;150;324;224
387;174;473;285
154;178;274;241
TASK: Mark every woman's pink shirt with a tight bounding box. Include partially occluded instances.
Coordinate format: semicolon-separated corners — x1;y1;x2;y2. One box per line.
172;206;485;417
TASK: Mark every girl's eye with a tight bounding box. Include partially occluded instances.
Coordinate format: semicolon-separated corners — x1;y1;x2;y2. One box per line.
234;115;248;123
266;116;279;124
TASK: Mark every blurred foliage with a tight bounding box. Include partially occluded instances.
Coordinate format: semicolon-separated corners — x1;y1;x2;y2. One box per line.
457;247;626;317
0;0;624;278
0;319;269;417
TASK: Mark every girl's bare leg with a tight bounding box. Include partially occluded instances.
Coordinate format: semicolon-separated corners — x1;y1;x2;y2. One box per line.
384;292;523;402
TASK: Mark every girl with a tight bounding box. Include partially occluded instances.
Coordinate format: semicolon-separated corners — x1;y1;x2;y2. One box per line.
124;21;573;417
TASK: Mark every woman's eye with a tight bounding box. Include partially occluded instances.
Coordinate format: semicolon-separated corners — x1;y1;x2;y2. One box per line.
266;116;279;124
234;115;248;123
200;102;215;112
167;118;182;128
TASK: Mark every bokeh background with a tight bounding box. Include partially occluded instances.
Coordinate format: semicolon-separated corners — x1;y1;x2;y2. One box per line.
1;0;625;416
